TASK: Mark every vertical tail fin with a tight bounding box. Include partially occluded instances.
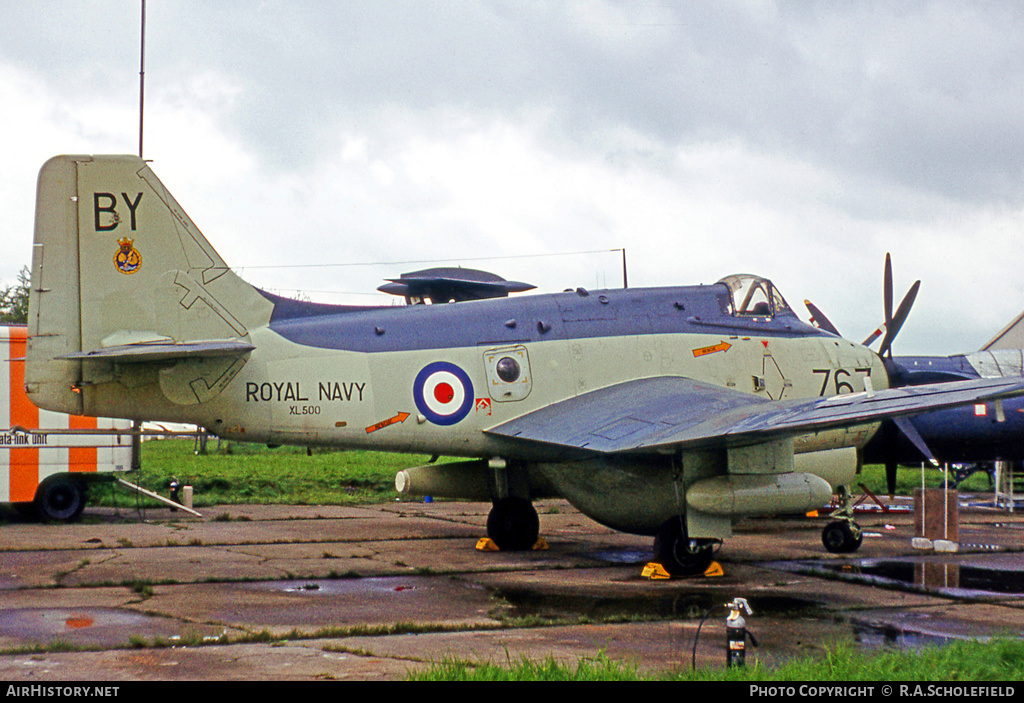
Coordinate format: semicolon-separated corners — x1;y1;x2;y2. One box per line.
27;155;272;414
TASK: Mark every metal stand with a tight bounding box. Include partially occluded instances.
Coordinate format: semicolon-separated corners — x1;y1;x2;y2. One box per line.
995;460;1016;513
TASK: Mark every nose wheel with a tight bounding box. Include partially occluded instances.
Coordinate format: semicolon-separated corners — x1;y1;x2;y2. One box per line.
822;485;863;554
821;520;863;553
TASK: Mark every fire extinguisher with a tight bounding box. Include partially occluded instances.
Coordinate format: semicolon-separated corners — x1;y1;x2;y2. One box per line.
726;597;756;667
169;478;181;512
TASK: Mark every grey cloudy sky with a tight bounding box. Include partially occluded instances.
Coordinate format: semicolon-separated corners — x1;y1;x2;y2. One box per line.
2;1;1023;355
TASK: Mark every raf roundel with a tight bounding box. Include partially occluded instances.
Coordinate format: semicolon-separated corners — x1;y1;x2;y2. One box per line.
414;362;475;426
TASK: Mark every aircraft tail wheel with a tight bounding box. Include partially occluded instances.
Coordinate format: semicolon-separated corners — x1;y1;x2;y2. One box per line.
486;496;540;551
653;517;715;577
821;520;863;554
35;477;87;523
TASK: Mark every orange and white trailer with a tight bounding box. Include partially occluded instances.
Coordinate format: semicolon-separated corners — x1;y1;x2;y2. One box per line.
2;325;133;520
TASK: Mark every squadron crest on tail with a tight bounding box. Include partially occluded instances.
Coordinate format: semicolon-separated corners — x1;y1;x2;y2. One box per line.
114;236;142;274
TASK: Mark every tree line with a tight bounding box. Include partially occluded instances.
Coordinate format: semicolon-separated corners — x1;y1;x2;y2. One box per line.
1;266;29;324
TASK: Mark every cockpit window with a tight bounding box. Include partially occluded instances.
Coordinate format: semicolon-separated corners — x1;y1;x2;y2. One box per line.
718;274;792;318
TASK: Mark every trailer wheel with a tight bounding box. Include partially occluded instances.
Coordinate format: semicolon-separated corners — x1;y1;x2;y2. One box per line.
35;477;87;522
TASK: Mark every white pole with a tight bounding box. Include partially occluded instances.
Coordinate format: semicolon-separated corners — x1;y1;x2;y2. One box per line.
943;462;949;540
921;461;926;531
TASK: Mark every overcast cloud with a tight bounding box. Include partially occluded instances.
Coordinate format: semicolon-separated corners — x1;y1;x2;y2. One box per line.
1;1;1023;355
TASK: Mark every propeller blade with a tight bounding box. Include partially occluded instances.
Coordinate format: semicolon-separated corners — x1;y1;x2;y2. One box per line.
892;415;939;467
862;253;895;347
876;415;937;496
883;253;893;326
885;460;898;498
804;300;841;336
878;279;920;357
862;323;886;348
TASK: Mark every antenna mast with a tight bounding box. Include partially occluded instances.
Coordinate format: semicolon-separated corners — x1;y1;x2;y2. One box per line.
138;0;146;158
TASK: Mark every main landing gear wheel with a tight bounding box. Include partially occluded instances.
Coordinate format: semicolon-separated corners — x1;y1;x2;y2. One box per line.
34;477;86;523
486;496;540;551
653;518;716;577
821;520;863;554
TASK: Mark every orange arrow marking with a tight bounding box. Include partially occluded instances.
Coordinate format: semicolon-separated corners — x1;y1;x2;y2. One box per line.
692;341;732;358
365;412;410;434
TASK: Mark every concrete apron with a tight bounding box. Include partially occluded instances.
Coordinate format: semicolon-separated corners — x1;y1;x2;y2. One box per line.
1;496;1023;680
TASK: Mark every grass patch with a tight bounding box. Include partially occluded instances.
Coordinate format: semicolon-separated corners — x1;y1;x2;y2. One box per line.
408;639;1024;681
857;463;994;496
94;440;439;508
410;651;644;681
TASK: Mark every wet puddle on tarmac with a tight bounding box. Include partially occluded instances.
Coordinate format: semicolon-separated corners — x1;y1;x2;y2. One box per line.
247;575;442;596
248;569;818;623
584;547;652;565
852;619;967;650
768;554;1024;600
0;608;173;646
764;554;1024;649
495;587;817;622
241;575;499;620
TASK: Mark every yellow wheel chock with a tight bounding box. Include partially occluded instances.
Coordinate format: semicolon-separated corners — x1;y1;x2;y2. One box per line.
641;560;724;580
475;536;549;552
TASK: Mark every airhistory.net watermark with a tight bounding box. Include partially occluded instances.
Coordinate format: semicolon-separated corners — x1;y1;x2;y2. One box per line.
6;686;119;698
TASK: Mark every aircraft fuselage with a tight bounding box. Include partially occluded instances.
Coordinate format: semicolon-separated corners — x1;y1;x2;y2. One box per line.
82;283;886;460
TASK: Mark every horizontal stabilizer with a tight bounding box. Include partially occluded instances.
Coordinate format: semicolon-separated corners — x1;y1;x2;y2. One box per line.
59;339;255;363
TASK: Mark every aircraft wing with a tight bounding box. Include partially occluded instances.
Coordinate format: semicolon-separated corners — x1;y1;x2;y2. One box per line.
485;375;1024;455
59;340;255;363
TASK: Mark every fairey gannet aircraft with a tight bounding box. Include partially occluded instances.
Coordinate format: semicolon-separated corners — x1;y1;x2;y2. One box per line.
24;155;1023;575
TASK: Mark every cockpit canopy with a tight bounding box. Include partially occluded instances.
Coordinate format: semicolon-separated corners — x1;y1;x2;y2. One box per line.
718;274;792;318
